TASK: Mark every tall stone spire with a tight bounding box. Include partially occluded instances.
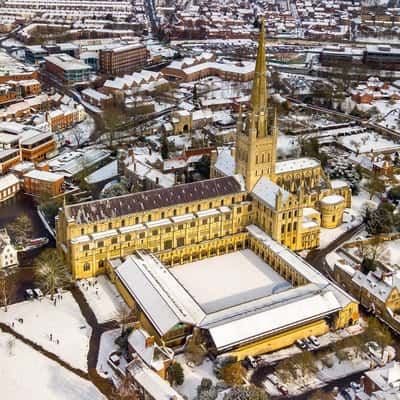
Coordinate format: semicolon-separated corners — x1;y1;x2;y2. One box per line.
235;18;277;191
249;17;267;116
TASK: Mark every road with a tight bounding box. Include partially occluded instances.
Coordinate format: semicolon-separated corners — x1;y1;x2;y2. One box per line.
144;0;160;32
306;223;365;274
287;97;400;141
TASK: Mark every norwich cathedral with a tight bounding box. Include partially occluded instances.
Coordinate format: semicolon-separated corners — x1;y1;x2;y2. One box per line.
56;21;358;358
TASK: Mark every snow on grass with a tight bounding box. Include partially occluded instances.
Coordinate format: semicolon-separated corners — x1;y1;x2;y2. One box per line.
58;114;95;146
77;276;130;324
175;354;217;400
97;329;121;379
338;131;400;154
0;292;91;372
0;331;105;400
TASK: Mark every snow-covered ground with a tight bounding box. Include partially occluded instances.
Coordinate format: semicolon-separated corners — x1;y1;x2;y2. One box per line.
175;354;217;400
0;331;105;400
319;190;377;249
57;114;95;146
0;292;91;372
97;329;121;379
265;349;370;397
259;321;365;365
77;276;130;324
338;131;400;154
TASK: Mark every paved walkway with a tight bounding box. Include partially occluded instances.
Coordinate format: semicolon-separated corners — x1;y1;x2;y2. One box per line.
306;223;364;274
71;286;119;398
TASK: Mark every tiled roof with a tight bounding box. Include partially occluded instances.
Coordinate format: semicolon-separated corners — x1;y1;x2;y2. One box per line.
65;176;242;224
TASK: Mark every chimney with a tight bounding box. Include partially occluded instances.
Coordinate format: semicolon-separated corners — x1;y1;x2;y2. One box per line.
230;147;236;158
155;176;159;185
145;336;155;348
128;148;134;159
134;321;141;330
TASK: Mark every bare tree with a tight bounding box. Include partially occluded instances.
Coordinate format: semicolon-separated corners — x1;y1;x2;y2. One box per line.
102;105;128;147
119;307;135;335
5;214;33;245
34;249;71;300
0;271;15;312
110;375;139;400
365;173;385;200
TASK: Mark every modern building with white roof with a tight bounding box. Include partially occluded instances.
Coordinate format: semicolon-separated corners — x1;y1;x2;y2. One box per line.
108;223;357;359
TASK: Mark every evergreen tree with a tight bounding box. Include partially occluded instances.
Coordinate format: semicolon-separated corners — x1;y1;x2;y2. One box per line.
223;385;268;400
167;361;184;386
161;134;169;160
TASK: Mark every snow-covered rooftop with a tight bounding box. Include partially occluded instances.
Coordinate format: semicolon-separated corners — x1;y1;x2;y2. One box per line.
275;157;320;174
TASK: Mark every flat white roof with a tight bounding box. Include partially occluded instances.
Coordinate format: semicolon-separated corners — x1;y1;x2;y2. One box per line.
24;169;64;182
275;157;320;174
171;249;291;314
208;290;341;351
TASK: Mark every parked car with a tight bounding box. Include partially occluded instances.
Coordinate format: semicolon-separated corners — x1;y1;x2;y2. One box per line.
340;389;352;400
267;374;279;385
303;337;312;348
33;288;43;298
24;289;34;300
350;381;361;392
244;355;258;369
309;335;320;347
296;339;307;349
278;384;289;395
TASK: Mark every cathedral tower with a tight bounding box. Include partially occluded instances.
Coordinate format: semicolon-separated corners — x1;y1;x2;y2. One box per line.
235;18;278;191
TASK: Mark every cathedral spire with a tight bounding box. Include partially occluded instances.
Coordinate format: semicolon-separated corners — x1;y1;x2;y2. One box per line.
250;17;267;115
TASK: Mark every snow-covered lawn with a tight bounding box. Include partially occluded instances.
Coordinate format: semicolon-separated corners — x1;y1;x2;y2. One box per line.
97;328;121;379
338;131;400;154
175;354;217;400
77;276;130;324
0;331;105;400
0;292;91;372
58;114;95;146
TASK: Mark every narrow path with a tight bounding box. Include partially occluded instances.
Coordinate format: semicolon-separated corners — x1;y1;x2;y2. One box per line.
70;286;119;399
306;223;364;272
0;321;89;379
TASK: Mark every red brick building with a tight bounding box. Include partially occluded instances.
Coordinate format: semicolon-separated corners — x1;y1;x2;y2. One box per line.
99;44;149;76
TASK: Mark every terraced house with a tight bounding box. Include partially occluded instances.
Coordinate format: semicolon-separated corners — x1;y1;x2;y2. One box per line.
56;21;358;357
